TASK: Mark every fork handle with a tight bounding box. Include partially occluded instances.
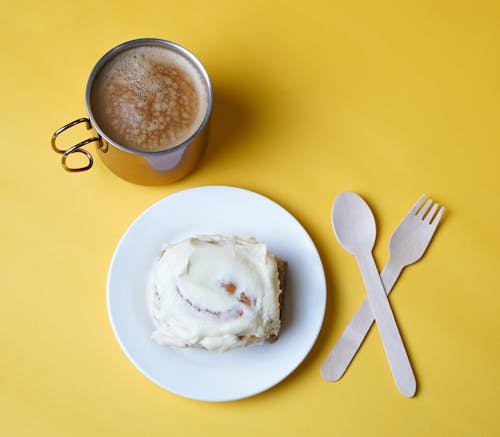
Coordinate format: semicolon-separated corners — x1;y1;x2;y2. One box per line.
320;259;402;382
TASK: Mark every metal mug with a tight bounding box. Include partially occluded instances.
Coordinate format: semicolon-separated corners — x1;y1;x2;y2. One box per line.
51;38;213;185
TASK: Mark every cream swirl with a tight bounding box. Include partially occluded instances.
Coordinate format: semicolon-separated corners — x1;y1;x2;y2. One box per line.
151;235;282;351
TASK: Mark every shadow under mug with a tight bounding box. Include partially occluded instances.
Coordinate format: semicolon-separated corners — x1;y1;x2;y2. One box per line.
51;38;213;185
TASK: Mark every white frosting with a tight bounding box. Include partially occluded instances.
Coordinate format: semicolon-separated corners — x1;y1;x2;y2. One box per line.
151;235;282;351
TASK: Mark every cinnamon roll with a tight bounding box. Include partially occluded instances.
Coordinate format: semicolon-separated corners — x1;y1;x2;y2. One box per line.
151;235;285;351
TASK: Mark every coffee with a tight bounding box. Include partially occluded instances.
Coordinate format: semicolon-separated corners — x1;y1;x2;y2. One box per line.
90;45;209;152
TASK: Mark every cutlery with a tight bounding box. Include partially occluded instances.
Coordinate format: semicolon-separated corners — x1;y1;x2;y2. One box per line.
330;192;416;397
321;195;444;383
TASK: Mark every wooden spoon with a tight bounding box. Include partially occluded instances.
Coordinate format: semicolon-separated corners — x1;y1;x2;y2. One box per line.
331;192;416;397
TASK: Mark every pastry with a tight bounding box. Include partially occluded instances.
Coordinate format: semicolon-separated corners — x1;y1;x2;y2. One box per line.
151;235;286;351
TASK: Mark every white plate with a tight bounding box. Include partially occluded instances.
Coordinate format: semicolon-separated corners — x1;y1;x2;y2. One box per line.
107;186;326;402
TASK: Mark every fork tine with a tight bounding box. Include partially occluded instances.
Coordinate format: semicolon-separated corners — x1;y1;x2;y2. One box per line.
430;206;445;227
416;199;433;219
409;194;426;215
424;202;439;224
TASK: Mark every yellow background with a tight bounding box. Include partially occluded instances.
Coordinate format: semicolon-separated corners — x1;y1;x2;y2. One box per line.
2;0;499;435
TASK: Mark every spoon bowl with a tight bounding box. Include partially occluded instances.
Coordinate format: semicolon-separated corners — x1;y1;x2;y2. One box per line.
331;192;376;256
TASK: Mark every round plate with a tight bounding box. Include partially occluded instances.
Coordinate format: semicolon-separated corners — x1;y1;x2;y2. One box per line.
107;186;326;401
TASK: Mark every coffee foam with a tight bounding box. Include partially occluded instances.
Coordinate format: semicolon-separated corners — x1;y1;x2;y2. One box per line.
91;45;208;152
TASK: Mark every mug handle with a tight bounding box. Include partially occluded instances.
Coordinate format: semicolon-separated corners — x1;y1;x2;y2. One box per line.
51;118;104;172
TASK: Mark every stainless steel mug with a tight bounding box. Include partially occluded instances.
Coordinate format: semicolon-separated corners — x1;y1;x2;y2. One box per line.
51;38;213;185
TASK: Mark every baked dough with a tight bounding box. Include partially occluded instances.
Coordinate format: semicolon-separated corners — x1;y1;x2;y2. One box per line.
151;235;286;351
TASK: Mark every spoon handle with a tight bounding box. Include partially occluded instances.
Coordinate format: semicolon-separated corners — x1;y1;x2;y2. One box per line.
355;254;416;397
320;260;402;382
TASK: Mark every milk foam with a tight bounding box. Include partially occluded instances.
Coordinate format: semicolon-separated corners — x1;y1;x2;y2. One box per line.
91;45;208;152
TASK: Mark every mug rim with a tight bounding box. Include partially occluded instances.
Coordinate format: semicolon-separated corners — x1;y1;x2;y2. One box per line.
85;38;213;157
